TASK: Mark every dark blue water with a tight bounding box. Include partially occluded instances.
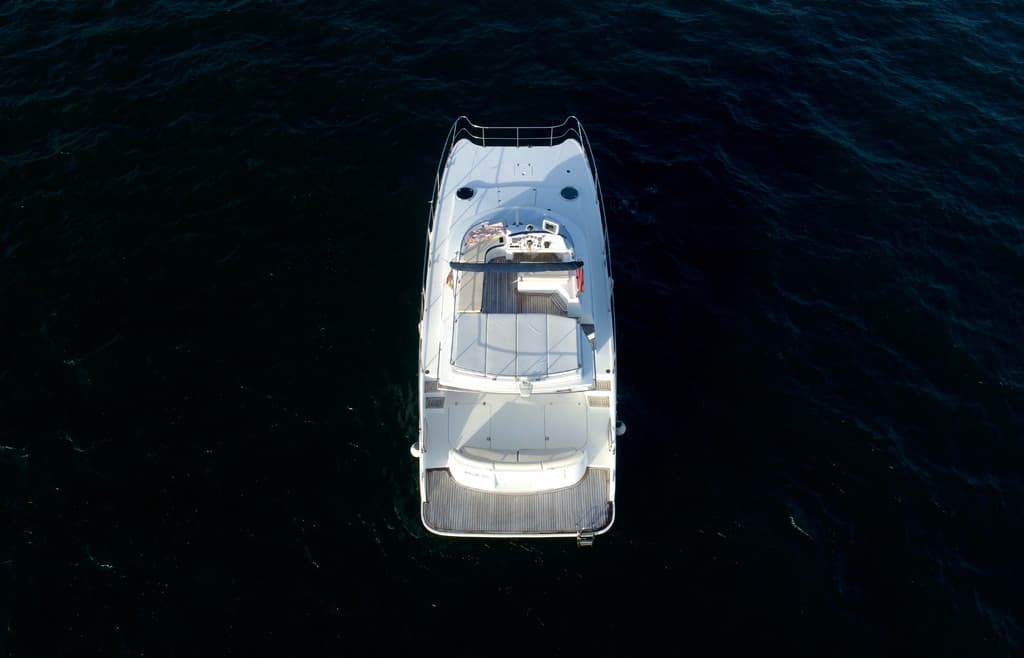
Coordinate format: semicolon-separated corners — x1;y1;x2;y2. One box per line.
2;1;1022;655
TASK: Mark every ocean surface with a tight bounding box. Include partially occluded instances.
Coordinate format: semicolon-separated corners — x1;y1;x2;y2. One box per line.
2;1;1022;655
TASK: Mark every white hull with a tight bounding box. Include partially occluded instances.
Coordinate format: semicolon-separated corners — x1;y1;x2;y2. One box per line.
414;118;619;542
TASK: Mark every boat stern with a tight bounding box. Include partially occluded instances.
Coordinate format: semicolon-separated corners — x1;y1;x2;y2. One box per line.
420;466;614;539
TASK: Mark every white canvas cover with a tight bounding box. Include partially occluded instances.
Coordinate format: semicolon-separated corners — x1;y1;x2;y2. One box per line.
452;313;579;378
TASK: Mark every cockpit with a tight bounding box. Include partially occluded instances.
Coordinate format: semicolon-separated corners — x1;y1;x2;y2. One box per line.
453;213;584;318
445;210;592;390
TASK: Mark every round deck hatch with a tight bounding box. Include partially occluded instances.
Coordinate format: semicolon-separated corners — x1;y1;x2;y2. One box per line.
560;186;578;200
456;187;475;200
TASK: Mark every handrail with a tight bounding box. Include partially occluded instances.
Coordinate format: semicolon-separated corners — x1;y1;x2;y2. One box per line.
421;118;464;323
571;119;616;374
575;119;613;278
447;116;586;148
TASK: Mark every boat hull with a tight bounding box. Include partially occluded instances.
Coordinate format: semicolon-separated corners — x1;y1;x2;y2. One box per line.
415;117;618;541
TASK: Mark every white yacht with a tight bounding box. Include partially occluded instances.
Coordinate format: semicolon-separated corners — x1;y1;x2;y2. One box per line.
412;117;622;544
